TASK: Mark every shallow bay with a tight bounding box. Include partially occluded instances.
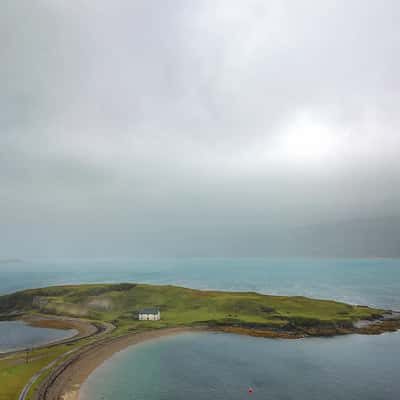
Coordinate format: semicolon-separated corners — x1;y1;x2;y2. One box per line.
0;320;77;353
81;331;400;400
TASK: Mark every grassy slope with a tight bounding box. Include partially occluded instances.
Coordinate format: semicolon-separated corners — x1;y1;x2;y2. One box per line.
0;283;384;330
0;344;75;400
0;335;106;400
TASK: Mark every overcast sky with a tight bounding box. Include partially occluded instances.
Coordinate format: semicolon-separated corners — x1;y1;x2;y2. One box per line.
1;0;399;258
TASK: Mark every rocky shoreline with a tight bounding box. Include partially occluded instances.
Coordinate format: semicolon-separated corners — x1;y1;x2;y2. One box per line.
212;312;400;338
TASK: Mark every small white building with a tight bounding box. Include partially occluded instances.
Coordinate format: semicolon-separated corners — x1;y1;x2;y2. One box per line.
138;308;161;321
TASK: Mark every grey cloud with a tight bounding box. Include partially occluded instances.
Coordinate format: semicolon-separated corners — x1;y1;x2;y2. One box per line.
1;0;399;258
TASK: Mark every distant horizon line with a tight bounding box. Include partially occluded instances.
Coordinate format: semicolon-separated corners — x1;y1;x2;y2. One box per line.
2;256;399;263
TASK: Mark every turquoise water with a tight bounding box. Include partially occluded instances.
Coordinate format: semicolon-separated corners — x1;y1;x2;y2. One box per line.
81;331;400;400
1;258;400;398
0;320;77;353
1;258;400;309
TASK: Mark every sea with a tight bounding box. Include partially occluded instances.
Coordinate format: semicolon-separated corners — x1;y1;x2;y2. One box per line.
1;257;400;399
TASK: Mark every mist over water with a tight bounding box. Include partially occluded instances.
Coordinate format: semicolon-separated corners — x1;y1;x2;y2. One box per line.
1;2;399;398
1;1;400;259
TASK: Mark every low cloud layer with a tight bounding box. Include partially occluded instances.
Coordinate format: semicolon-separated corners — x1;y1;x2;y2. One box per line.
1;1;399;257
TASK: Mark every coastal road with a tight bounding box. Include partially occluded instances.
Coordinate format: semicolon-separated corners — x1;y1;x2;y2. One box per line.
18;349;77;400
18;321;114;400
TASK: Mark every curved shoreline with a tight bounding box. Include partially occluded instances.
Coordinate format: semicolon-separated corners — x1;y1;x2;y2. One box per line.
37;327;200;400
0;315;100;358
34;317;400;400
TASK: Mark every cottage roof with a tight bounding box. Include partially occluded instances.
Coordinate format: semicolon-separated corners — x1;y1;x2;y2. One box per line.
139;308;160;315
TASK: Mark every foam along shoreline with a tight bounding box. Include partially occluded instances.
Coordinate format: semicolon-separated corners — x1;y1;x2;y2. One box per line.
39;327;199;400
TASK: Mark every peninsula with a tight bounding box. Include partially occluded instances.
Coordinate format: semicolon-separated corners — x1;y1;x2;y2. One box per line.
1;283;399;400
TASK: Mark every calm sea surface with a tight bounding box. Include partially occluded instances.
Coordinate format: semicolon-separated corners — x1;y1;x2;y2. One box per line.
81;331;400;400
1;258;400;309
0;320;77;353
1;258;400;399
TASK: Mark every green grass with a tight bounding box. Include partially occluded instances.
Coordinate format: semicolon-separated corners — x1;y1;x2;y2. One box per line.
0;333;111;400
0;358;42;400
0;283;384;329
0;345;71;400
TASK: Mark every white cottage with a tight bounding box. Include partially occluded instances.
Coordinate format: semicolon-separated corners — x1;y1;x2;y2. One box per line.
138;308;161;321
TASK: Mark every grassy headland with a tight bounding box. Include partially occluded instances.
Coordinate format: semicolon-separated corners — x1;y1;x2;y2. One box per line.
0;283;392;336
1;283;399;400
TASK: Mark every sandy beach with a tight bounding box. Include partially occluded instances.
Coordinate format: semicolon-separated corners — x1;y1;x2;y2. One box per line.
34;313;400;400
21;315;99;339
37;327;198;400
